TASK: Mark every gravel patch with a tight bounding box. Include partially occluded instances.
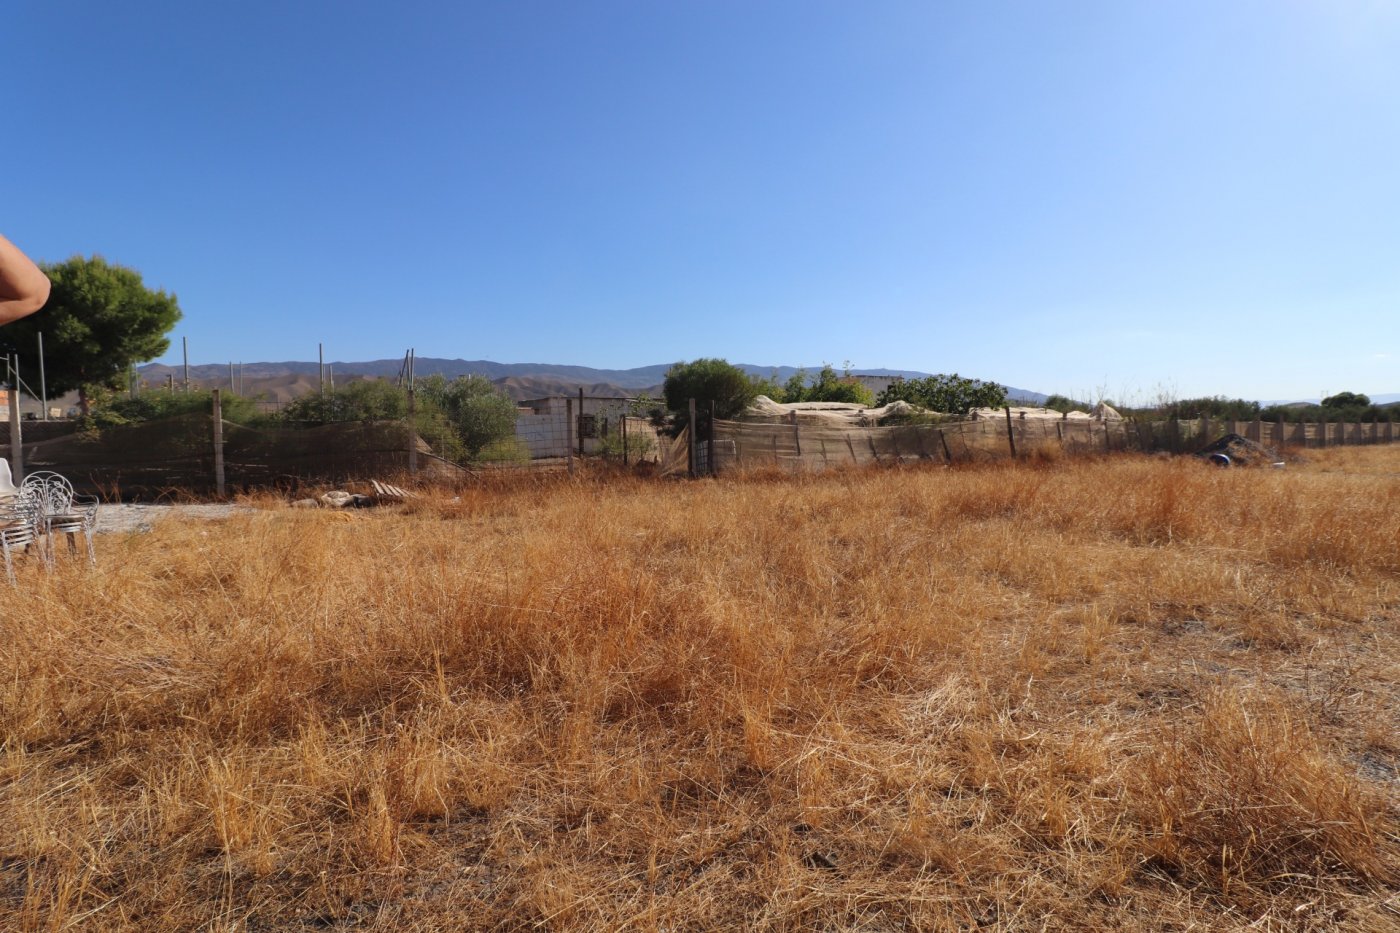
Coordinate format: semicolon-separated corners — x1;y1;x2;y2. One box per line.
95;503;256;535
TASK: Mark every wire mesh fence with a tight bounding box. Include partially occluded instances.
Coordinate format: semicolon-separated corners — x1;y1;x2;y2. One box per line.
4;382;1397;497
0;388;671;496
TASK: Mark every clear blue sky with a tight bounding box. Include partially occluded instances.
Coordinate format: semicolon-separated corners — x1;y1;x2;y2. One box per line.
9;1;1399;401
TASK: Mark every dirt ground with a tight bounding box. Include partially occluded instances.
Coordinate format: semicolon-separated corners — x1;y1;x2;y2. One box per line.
93;502;254;535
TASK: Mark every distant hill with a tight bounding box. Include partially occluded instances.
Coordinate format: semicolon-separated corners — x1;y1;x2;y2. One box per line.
136;359;1045;404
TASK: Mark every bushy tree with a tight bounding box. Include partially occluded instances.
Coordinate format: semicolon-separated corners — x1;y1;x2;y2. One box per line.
0;255;181;413
875;374;1006;416
1322;391;1369;409
662;358;762;434
417;374;519;459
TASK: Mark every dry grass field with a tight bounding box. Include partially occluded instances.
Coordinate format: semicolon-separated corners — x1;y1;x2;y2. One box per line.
2;448;1398;931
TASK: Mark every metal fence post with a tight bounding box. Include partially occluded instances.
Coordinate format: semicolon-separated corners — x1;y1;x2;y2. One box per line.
407;388;418;475
708;400;716;475
212;389;226;498
567;397;575;475
688;398;697;478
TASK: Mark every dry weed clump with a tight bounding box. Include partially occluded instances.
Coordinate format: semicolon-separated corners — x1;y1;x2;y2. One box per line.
1;448;1398;930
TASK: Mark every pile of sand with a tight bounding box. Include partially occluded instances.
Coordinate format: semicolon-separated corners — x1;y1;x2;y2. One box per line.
744;396;922;426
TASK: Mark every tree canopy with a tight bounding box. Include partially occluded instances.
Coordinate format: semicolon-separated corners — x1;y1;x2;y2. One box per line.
1321;391;1370;409
662;358;762;434
417;374;520;459
0;255;181;411
875;374;1006;416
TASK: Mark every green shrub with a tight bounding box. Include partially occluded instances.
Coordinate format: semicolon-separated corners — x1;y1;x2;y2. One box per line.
85;388;263;432
783;364;875;406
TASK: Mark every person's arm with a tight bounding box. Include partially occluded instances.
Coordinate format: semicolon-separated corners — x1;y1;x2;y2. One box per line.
0;234;51;325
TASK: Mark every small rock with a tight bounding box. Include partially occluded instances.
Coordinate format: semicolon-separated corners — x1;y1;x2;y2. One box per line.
320;491;354;508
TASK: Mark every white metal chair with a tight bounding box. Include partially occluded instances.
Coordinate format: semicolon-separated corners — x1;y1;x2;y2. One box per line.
20;471;98;568
0;484;44;584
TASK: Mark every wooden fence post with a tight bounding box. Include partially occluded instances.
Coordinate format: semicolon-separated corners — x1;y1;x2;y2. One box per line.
1318;417;1326;448
7;388;21;483
1004;406;1017;459
211;389;226;497
621;410;629;466
790;410;802;458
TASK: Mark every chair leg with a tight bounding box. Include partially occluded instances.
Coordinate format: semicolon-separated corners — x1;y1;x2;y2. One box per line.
2;539;14;587
84;527;96;567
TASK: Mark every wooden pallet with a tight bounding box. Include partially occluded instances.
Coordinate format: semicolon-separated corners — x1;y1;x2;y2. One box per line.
370;479;415;500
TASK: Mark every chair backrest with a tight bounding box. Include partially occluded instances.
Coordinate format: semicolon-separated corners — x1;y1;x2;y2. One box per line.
20;471;76;515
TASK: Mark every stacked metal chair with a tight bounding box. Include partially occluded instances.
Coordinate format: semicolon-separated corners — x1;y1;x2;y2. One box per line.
0;461;44;584
19;471;99;568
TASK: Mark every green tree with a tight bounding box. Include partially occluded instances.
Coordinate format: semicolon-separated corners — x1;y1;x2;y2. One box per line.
0;255;181;414
875;374;1007;416
417;374;519;459
1321;391;1370;409
662;358;762;435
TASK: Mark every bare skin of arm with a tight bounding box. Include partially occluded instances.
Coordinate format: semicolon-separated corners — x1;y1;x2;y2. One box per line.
0;234;51;325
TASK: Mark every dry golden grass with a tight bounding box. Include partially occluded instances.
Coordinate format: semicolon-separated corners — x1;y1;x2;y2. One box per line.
2;449;1398;930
